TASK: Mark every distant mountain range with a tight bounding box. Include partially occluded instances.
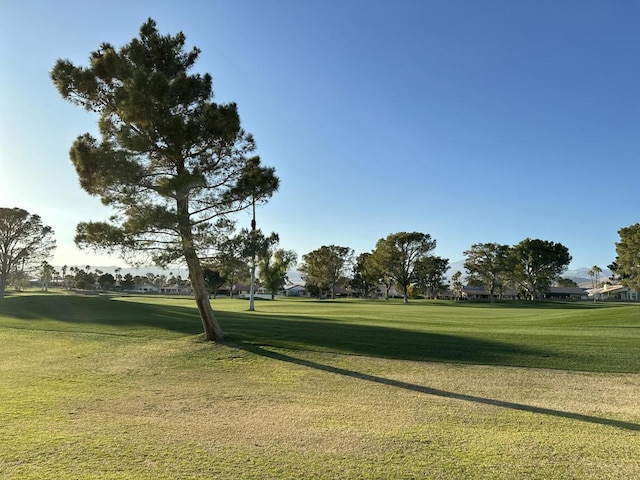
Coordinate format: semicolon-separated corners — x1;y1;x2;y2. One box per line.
561;267;614;288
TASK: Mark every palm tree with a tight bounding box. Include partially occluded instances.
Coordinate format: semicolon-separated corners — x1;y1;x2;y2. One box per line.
588;265;602;301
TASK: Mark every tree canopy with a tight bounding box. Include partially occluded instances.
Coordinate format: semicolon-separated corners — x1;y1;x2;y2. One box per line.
236;228;279;310
212;234;251;296
614;223;640;292
300;245;354;299
370;232;436;303
556;277;579;288
451;271;464;300
259;248;298;300
463;243;511;303
51;19;278;340
202;267;227;297
510;238;571;300
413;255;450;299
350;252;379;298
0;208;56;299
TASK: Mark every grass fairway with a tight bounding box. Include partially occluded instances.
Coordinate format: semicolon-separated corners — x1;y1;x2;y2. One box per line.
1;292;638;479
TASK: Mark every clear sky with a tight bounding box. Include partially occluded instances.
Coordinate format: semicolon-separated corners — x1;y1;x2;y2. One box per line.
1;0;638;270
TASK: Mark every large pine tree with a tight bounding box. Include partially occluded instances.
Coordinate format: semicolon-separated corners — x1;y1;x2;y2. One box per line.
51;19;278;340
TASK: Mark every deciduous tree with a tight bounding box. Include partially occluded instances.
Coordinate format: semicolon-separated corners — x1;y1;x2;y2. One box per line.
121;273;135;290
259;248;297;299
300;245;353;299
510;238;571;300
463;243;511;303
98;273;116;290
365;253;394;300
350;252;379;298
413;255;450;299
51;19;278;340
214;235;250;297
74;269;95;290
235;228;278;309
451;271;463;300
0;208;56;299
370;232;436;303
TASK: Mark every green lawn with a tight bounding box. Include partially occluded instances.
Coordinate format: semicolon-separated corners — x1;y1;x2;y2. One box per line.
1;291;639;479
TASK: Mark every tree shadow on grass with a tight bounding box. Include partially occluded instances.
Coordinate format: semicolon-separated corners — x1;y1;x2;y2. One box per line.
0;294;204;336
232;342;640;432
2;294;556;367
5;294;631;371
218;310;556;367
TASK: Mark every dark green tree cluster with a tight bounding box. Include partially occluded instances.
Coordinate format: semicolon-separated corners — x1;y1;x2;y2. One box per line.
611;223;640;292
464;239;572;301
366;232;444;303
58;266;121;290
304;232;448;303
350;253;378;299
300;234;574;303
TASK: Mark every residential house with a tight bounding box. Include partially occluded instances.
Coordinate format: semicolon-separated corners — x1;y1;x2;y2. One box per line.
234;283;270;299
593;284;638;301
132;283;160;293
159;284;192;295
544;287;589;300
332;286;353;297
284;284;307;297
461;285;518;300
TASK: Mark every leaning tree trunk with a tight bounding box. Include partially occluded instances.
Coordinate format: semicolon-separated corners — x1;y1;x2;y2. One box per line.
177;201;225;341
184;246;225;341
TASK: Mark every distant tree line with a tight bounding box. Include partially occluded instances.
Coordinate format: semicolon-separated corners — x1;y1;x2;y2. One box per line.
54;268;191;292
299;225;640;302
297;233;573;303
2;204;639;308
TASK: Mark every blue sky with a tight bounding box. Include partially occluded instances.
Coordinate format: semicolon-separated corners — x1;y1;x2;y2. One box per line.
1;0;638;270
